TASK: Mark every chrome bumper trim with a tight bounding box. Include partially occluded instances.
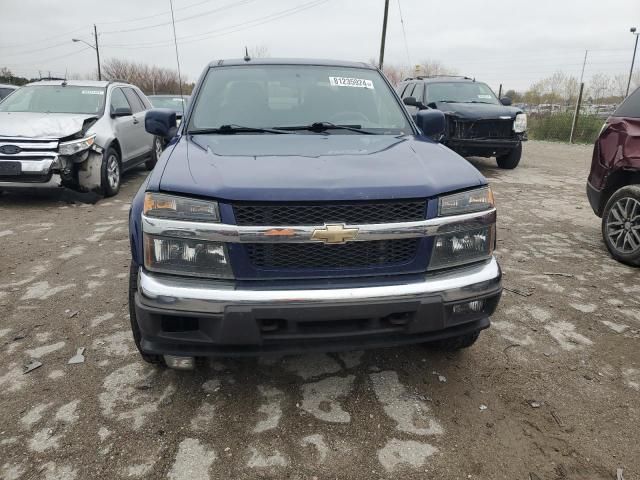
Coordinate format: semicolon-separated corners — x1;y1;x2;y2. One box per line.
141;208;496;243
0;173;62;189
0;157;57;174
138;257;501;314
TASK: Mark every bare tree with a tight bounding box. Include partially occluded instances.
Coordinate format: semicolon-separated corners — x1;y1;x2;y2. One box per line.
612;73;628;98
563;76;579;105
101;58;191;95
416;59;457;77
588;73;611;104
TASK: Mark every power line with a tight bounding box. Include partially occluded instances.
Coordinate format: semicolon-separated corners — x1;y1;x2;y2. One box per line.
3;47;92;67
397;0;411;66
101;0;330;50
0;26;88;50
98;0;216;26
100;0;257;35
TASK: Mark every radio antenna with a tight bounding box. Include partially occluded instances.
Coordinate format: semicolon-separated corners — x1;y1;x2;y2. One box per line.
169;0;185;118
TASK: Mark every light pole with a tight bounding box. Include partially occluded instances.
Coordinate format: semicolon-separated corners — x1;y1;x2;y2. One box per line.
378;0;389;70
626;27;639;97
72;24;101;80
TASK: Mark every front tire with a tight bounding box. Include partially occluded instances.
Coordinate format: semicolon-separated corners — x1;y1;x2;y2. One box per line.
601;185;640;267
145;136;163;171
496;143;522;169
129;262;165;366
101;147;121;197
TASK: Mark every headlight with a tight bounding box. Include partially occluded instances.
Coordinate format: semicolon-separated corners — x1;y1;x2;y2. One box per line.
439;187;494;216
58;134;96;156
144;192;220;222
144;234;233;278
513;113;527;133
428;225;495;270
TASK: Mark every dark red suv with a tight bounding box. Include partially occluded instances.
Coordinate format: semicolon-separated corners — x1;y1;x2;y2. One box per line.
587;87;640;266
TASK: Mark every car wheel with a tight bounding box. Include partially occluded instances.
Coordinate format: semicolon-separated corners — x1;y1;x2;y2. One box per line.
426;331;481;351
145;136;163;171
601;185;640;267
101;147;121;197
129;261;165;366
496;143;522;169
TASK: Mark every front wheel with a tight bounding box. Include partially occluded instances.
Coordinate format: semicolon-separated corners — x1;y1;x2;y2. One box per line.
145;136;163;171
601;185;640;266
101;147;121;197
496;143;522;169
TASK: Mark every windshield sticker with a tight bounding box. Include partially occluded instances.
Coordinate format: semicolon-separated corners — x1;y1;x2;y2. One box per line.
477;94;492;99
81;90;104;95
329;77;374;89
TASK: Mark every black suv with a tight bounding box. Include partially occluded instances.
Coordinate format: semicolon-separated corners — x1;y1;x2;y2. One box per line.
397;76;527;169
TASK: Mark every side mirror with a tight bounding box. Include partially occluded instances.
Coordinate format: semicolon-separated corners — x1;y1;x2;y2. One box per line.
145;108;177;140
112;106;132;117
500;97;512;106
403;96;426;109
415;109;445;138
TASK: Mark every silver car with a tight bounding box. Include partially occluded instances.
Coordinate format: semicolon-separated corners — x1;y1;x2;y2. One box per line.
0;79;163;197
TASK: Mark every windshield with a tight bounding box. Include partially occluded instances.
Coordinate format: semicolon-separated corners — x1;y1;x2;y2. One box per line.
0;85;106;114
149;96;188;111
189;65;412;134
426;82;499;105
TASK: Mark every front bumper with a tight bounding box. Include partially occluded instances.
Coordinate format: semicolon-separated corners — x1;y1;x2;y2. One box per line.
586;181;603;217
134;257;502;356
0;158;61;189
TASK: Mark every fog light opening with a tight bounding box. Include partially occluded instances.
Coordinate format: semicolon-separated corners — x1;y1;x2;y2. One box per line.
452;300;484;315
164;355;195;370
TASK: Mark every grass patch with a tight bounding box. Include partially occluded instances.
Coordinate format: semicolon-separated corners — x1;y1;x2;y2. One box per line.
528;113;603;144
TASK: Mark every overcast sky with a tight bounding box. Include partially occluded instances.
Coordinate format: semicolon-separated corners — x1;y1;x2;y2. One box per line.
1;0;638;90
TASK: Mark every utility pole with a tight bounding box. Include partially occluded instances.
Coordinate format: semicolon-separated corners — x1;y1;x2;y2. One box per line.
570;82;584;144
579;50;588;85
378;0;389;70
94;24;102;81
626;27;639;97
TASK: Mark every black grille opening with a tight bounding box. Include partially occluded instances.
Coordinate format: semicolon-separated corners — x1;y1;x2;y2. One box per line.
450;119;514;140
245;239;419;270
233;200;426;226
161;316;199;333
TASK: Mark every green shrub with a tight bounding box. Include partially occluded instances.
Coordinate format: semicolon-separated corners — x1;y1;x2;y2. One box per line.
528;113;603;144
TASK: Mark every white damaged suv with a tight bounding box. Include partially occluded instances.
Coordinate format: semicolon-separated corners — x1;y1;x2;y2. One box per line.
0;79;163;197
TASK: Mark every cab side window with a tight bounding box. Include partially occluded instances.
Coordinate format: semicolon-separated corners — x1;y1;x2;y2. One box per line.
401;83;416;99
123;88;145;113
412;83;424;103
110;88;131;115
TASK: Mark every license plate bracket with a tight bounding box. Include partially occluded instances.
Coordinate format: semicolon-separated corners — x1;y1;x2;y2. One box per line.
0;161;21;176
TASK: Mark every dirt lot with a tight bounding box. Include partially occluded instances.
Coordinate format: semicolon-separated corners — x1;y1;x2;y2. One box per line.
0;140;638;480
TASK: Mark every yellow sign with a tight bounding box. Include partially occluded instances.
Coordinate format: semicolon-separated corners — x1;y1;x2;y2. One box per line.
311;224;359;244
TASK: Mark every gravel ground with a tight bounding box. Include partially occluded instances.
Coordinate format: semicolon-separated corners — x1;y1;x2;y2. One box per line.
0;141;638;480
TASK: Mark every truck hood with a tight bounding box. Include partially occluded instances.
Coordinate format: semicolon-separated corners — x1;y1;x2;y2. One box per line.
434;102;521;121
0;112;97;138
158;134;486;202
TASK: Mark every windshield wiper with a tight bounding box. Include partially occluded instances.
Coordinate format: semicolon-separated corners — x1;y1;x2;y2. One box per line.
188;124;291;135
462;101;495;104
273;122;375;135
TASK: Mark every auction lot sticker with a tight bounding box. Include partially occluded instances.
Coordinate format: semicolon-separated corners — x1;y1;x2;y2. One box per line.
329;76;374;89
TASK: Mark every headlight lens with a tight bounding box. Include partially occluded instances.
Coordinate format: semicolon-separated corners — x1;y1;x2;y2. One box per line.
428;225;495;270
439;187;494;216
144;192;220;222
144;234;233;278
513;113;527;133
58;134;96;156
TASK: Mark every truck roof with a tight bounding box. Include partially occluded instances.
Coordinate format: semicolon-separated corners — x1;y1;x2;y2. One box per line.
207;58;376;69
24;79;131;88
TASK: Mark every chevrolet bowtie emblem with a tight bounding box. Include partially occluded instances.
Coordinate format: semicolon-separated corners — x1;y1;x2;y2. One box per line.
311;224;359;244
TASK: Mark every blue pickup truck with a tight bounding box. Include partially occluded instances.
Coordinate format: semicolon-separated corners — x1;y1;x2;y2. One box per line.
128;58;502;369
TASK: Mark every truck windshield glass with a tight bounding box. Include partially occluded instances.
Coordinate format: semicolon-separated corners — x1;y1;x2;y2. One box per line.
426;82;499;105
0;85;106;115
189;65;412;134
